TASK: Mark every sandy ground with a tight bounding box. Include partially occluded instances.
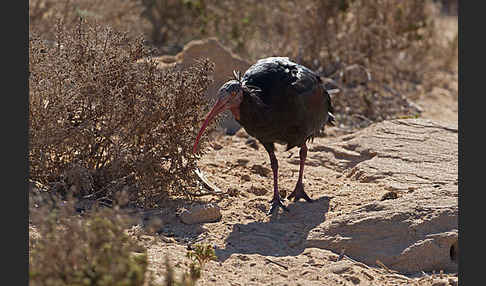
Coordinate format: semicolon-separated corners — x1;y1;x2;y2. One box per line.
139;16;459;285
28;15;458;286
141;72;458;286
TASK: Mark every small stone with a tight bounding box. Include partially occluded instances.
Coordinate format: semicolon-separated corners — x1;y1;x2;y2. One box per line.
241;174;251;181
212;142;223;150
236;158;250;166
251;164;271;177
448;277;458;286
237;254;250;261
235;129;249;138
431;279;449;286
329;261;351;274
343;274;361;285
179;204;222;224
160;236;176;243
227;188;239;197
380;191;398;201
248;186;268;196
245;137;259;150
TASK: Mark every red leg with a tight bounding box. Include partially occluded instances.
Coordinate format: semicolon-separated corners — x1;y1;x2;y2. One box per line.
263;143;289;214
287;143;313;202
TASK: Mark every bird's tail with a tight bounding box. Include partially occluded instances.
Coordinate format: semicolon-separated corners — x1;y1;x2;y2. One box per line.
325;88;337;126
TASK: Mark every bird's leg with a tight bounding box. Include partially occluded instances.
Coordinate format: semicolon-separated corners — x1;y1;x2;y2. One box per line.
264;143;289;215
287;143;313;202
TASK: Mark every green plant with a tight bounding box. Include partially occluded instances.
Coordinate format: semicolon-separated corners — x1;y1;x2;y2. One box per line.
164;256;200;286
186;243;217;270
162;244;216;286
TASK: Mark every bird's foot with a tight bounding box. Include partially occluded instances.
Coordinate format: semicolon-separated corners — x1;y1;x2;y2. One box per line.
287;182;313;202
267;196;289;215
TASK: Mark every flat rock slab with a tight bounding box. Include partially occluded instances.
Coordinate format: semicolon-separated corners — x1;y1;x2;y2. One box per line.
305;119;458;274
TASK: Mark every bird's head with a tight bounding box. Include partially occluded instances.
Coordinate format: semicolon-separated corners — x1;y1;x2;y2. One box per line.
193;79;244;153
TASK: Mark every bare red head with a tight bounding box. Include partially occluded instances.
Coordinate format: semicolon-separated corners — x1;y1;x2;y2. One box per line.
193;80;244;153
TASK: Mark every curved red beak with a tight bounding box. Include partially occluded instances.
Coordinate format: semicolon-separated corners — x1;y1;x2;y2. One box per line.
193;97;230;153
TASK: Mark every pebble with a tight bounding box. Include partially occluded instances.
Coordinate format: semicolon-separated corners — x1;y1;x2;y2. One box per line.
329;261;351;274
431;279;450;286
251;164;271;177
212;143;223;150
241;174;251;181
179;203;222;224
380;191;398;201
245;137;259;150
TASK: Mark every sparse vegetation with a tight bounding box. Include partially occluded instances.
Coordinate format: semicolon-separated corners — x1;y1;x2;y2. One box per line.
186;243;217;271
29;201;154;286
29;19;214;208
161;244;216;286
28;0;457;284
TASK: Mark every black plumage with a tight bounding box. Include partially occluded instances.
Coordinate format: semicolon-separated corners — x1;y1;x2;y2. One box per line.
238;57;334;150
193;57;335;214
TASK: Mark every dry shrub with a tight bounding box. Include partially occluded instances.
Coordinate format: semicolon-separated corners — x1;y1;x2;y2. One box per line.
139;0;454;129
30;0;456;130
29;0;147;43
226;0;446;128
29;199;155;286
29;194;205;286
29;18;214;207
138;0;208;47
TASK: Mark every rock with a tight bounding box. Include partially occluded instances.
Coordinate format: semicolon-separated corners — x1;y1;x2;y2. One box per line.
160;236;176;243
251;164;271;177
241;174;251;182
329;261;352;274
248;186;267;196
236;158;249;166
227;188;239;197
179;204;222;224
431;279;450;286
141;37;251;134
235;129;249;138
305;119;458;274
380;191;398;201
245;137;259;150
212;142;223;150
448;277;458;286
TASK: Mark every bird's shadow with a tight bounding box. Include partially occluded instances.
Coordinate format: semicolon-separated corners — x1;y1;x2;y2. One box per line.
215;195;331;262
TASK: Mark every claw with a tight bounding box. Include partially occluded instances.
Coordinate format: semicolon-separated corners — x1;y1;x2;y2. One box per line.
267;197;289;215
287;182;313;203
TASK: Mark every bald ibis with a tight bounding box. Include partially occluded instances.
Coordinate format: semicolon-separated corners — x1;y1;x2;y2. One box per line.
193;57;335;214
